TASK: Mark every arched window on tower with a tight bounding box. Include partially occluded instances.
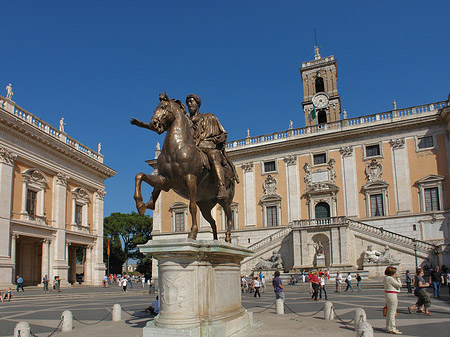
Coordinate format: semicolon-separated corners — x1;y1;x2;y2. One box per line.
315;77;325;93
318;110;327;125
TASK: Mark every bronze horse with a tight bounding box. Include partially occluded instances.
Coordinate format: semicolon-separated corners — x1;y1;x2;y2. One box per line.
130;93;236;242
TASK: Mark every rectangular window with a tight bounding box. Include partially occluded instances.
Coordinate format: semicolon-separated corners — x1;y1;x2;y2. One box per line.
370;194;384;217
174;212;185;232
75;204;83;225
366;144;380;157
418;136;433;149
266;206;278;227
313;153;327;165
26;190;37;216
424;187;440;211
263;161;276;173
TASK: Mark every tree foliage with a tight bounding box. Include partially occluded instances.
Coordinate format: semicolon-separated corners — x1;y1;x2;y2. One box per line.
103;212;152;275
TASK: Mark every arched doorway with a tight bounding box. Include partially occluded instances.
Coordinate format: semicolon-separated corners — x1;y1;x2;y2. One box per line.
315;202;330;219
317;110;327;125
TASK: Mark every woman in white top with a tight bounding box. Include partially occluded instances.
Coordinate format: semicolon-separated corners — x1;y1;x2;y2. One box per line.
253;277;261;298
384;266;402;335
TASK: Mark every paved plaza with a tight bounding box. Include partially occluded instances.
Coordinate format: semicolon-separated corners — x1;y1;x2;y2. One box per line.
0;282;449;337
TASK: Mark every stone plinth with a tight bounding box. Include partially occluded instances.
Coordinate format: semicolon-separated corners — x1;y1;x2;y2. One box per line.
315;255;325;267
139;239;254;337
363;263;400;278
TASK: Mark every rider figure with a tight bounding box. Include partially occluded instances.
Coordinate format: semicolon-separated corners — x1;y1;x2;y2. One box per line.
186;94;228;199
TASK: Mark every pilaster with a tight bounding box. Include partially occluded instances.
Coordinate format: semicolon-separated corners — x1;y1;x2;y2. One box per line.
284;155;300;222
52;173;69;265
242;162;256;226
41;239;50;281
292;230;301;268
389;138;412;214
339;146;359;217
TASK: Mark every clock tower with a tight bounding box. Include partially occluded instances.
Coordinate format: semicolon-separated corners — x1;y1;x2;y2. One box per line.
300;46;341;127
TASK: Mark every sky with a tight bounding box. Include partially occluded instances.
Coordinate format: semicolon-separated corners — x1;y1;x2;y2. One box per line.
2;0;449;217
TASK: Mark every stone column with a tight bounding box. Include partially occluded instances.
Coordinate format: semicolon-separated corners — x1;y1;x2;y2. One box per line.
299;229;308;266
389;138;412;214
284;155;300;222
242;163;256;227
84;245;93;284
52;173;69;277
68;245;76;284
339;146;359;217
92;189;106;284
0;147;16;286
339;226;349;265
41;239;50;282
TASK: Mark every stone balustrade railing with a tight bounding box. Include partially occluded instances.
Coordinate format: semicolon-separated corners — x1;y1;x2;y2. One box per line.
348;219;436;252
226;101;447;150
293;216;347;227
0;96;103;163
248;226;292;252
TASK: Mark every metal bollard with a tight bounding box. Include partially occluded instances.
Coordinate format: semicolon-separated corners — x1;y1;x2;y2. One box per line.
324;301;334;320
353;308;367;331
356;321;373;337
275;298;284;315
112;304;122;321
14;321;31;337
61;310;73;332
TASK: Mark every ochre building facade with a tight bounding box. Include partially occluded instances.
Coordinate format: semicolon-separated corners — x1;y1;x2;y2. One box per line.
0;94;116;287
149;50;450;277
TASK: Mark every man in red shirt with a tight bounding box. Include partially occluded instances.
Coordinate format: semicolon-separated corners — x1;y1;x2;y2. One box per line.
310;272;320;301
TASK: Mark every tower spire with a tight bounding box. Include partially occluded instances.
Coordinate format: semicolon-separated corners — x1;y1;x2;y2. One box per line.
314;28;321;60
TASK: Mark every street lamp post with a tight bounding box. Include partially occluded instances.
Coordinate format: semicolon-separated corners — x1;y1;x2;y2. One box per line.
413;239;418;269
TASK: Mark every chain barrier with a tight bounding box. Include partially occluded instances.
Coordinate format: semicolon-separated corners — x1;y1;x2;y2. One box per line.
72;309;112;325
28;316;64;337
284;303;324;317
332;307;354;325
250;302;275;313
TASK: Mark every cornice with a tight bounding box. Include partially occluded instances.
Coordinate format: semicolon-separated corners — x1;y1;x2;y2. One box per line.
0;115;116;178
227;113;443;160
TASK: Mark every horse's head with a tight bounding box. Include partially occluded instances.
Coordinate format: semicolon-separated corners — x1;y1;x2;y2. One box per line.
150;92;187;134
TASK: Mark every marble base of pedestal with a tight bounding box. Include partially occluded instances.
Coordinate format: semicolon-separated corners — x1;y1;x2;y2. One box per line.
139;238;254;337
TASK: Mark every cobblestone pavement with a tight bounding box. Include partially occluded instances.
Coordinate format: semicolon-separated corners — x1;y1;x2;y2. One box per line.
0;282;449;336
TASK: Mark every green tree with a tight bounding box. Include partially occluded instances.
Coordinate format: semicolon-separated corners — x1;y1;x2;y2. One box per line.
103;212;152;274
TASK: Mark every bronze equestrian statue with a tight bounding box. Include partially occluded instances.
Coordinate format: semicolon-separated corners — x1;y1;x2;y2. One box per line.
130;93;238;243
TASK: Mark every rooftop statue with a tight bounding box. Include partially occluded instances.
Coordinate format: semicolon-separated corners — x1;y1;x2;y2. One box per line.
130;92;239;242
5;83;13;100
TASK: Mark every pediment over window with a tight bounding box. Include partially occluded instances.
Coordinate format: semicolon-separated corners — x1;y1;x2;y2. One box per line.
22;169;49;186
362;180;389;191
72;187;90;203
260;194;281;204
416;174;445;185
303;182;340;197
169;202;188;211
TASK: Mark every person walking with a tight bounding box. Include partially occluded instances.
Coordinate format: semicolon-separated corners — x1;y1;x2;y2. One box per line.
345;273;354;292
42;275;49;292
335;271;342;292
429;266;444;298
408;267;432;316
310;272;320;301
253;277;261;298
319;272;328;300
405;270;413;293
122;276;128;292
356;273;362;292
384;266;402;335
272;271;285;303
261;275;266;293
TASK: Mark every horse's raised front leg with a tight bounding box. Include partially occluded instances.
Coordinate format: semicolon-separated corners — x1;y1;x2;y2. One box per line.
185;174;198;240
219;200;233;243
134;172;169;215
197;201;218;240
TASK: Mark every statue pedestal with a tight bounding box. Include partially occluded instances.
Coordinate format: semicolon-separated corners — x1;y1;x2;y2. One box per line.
363;263;400;278
139;239;254;337
315;255;325;267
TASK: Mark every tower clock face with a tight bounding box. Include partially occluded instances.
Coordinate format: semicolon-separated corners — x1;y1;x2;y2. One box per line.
312;93;329;109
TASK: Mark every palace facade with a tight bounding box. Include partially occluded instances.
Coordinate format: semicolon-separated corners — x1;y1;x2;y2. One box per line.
149;49;450;277
0;94;116;287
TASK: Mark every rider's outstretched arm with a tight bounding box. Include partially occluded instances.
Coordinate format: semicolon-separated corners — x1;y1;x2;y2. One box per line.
130;118;152;129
